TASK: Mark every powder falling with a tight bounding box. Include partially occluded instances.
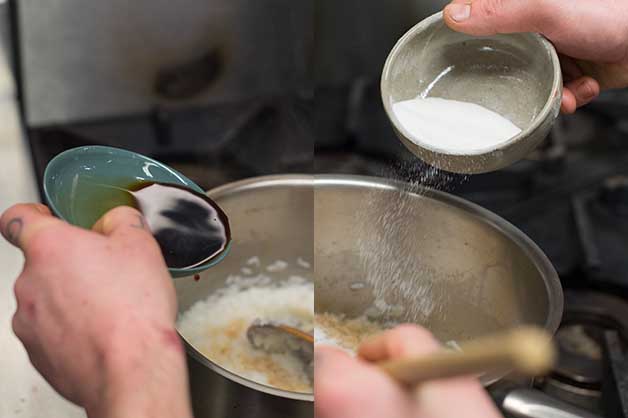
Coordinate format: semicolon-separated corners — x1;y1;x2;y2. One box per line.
355;161;468;324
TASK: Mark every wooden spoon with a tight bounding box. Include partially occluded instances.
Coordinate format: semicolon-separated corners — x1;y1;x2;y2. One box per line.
247;321;314;382
377;326;556;385
247;322;313;350
248;322;554;387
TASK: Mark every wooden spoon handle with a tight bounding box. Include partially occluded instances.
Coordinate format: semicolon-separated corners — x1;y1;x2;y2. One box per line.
278;324;314;344
378;326;556;385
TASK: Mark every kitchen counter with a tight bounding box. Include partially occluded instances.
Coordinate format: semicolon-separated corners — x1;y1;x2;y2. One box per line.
0;6;85;418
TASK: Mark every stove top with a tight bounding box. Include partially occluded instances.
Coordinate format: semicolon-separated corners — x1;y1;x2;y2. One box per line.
529;290;628;417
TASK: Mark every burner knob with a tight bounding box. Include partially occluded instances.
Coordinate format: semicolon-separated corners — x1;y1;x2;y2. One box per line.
600;176;628;216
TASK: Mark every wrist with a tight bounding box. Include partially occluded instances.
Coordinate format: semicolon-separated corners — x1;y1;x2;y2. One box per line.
88;321;192;418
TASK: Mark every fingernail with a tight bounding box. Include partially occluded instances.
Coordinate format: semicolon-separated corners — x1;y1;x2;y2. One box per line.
447;3;471;22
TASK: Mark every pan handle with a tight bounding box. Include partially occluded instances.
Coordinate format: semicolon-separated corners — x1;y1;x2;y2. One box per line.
499;388;602;418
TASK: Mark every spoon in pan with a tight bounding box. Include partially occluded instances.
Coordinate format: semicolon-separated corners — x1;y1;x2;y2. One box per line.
247;320;314;382
248;322;555;387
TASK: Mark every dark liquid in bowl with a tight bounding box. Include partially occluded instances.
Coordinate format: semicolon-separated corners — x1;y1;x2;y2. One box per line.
73;179;231;269
129;181;231;269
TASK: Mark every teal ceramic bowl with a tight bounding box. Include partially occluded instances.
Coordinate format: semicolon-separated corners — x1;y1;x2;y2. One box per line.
43;145;231;278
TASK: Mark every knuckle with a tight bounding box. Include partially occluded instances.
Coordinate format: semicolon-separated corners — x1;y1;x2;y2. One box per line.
118;222;156;242
34;203;52;215
383;330;401;355
393;323;431;339
13;277;26;300
27;227;62;261
479;0;504;18
385;324;436;356
11;312;26;340
2;203;28;219
13;276;38;318
581;79;599;98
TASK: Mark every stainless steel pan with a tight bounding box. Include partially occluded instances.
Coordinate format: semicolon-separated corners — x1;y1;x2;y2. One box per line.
314;174;563;385
175;174;564;418
175;175;314;418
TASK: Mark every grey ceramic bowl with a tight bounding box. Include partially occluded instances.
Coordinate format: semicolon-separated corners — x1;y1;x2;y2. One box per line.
381;12;562;174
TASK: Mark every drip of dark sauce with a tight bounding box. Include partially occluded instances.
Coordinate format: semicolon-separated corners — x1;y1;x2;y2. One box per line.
193;274;201;282
126;181;231;270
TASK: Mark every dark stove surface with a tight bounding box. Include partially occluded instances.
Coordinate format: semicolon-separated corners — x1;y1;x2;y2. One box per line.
544;291;628;416
28;95;314;193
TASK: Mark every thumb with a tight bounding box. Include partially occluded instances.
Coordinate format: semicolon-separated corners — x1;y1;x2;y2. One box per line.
443;0;554;36
0;203;62;252
92;205;153;241
92;206;166;263
314;347;410;418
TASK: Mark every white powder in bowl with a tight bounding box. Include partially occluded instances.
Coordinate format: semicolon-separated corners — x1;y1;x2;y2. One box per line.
392;97;521;155
177;277;313;393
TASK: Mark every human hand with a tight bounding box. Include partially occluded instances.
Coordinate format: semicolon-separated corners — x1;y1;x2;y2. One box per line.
1;203;192;418
443;0;628;113
315;324;502;418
